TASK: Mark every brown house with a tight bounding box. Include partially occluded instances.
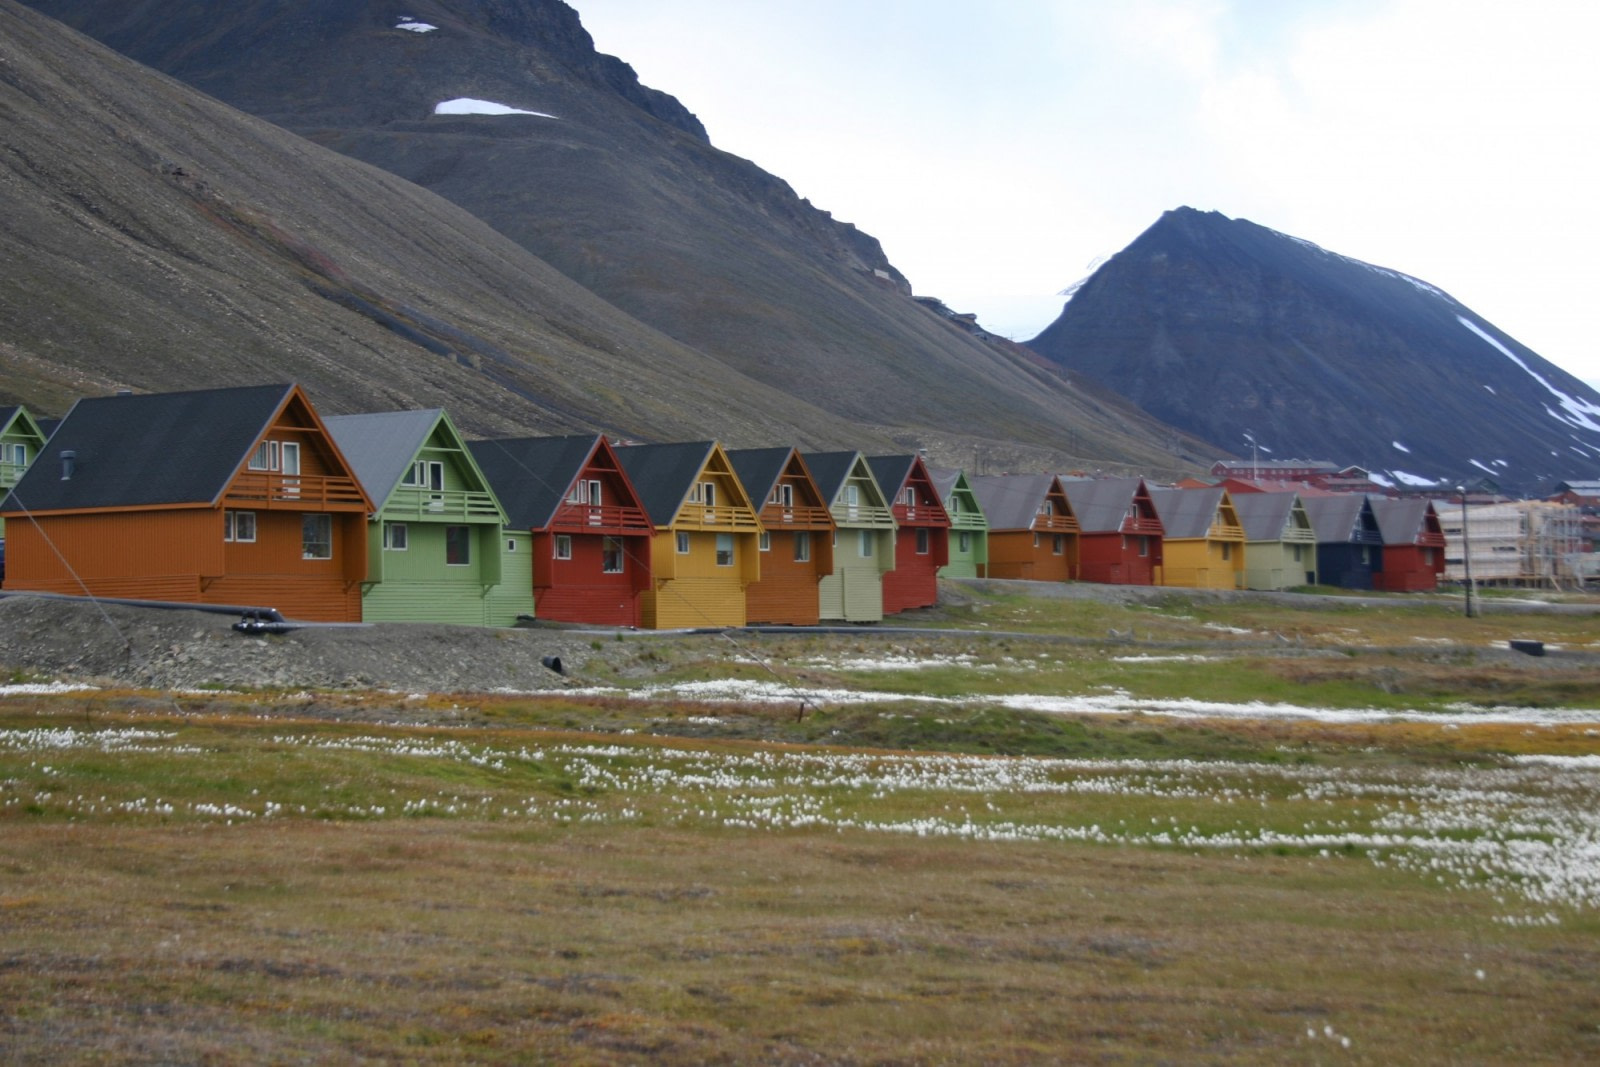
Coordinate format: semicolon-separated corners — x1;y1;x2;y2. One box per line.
0;384;371;621
728;447;835;625
969;473;1078;581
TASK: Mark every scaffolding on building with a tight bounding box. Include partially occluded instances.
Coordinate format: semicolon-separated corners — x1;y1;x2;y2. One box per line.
1438;500;1589;588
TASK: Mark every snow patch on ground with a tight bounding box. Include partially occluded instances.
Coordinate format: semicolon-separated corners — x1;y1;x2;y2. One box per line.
1389;469;1436;487
0;682;97;695
434;98;556;118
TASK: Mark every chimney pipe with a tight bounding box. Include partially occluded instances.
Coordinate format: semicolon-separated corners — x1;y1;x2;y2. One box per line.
60;450;76;480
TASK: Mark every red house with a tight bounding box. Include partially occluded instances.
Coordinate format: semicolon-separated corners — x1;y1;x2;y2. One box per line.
1060;477;1164;585
867;454;951;613
469;434;653;626
1368;496;1446;592
728;447;835;625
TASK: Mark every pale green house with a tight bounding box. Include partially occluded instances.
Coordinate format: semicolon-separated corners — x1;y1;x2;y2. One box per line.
803;451;897;622
929;467;989;578
0;406;48;542
325;410;532;626
1232;491;1318;590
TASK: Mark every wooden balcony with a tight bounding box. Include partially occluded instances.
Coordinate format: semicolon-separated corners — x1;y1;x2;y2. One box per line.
225;472;367;510
679;503;762;530
1122;516;1164;536
551;501;652;533
1034;514;1081;532
382;488;503;523
834;503;896;527
1208;522;1246;541
759;503;834;529
0;460;27;487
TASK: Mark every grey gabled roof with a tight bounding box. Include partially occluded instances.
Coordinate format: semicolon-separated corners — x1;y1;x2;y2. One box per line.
926;467;963;506
615;441;717;526
969;473;1058;531
1148;487;1225;540
1368;496;1434;545
727;446;793;505
1059;477;1148;535
1231;491;1302;541
803;451;865;501
468;434;607;531
324;409;444;508
1;384;295;514
866;455;916;498
1301;494;1373;542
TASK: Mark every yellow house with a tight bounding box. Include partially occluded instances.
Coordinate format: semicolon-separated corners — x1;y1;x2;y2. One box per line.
616;441;761;628
1148;486;1245;589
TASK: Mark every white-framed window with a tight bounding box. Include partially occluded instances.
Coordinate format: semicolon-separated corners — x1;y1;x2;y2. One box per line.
715;533;735;567
554;534;573;560
758;531;771;552
445;525;471;566
404;460;444;491
859;530;874;558
249;440;280;471
383;522;408;550
568;479;601;506
676;532;691;554
769;483;794;507
602;537;624;574
224;510;256;543
8;443;28;465
506;538;518;553
793;531;811;563
701;482;716;508
301;513;332;560
1039;500;1054;517
958;531;971;553
901;487;916;507
1052;535;1064;556
1033;533;1040;548
1221;542;1232;561
843;485;860;515
1138;536;1150;557
1293;544;1303;562
916;528;930;555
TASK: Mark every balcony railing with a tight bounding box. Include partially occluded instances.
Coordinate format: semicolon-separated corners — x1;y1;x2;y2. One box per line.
759;503;834;529
225;472;367;509
1208;522;1246;541
382;488;503;522
551;501;652;531
834;503;896;527
1033;514;1080;532
0;460;28;487
1122;516;1163;535
679;503;762;529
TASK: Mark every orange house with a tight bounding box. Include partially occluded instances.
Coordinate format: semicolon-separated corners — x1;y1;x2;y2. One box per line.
0;384;371;621
969;473;1079;581
728;447;835;625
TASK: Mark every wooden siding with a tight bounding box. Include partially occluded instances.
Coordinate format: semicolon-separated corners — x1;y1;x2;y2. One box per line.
639;528;751;629
1159;538;1246;589
1373;544;1444;591
1242;540;1317;590
1077;532;1160;586
746;530;824;625
818;527;893;622
940;526;988;579
985;530;1074;582
483;530;535;627
531;529;647;627
882;526;947;613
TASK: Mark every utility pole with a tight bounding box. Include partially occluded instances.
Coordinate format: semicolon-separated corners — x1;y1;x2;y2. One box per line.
1457;485;1476;618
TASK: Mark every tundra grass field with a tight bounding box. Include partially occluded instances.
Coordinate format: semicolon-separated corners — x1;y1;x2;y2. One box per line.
3;586;1600;1063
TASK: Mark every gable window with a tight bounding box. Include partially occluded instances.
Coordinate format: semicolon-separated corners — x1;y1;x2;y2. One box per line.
7;443;28;466
843;485;860;517
404;460;445;492
676;532;691;554
715;533;735;567
770;484;794;508
224;510;256;543
249;440;280;471
902;487;916;507
383;522;408;551
793;531;811;563
916;528;930;555
1039;500;1054;517
602;537;625;573
701;482;716;509
859;530;874;558
567;479;602;506
445;526;471;566
554;534;573;560
301;514;332;560
758;531;771;552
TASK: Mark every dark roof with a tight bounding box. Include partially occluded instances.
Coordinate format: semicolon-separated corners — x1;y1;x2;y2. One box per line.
1231;491;1302;541
802;451;863;501
925;467;964;506
1148;487;1225;539
1059;477;1148;534
727;447;794;504
2;384;294;513
469;434;603;530
969;474;1058;531
615;441;716;525
1301;494;1371;542
866;455;916;497
324;409;443;506
1368;496;1433;545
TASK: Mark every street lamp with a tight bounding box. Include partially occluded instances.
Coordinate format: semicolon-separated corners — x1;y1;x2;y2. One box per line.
1457;484;1475;618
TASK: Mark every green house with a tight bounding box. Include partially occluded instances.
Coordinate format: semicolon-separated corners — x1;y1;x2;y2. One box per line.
325;410;531;626
0;406;48;541
1232;491;1318;590
803;451;897;622
929;467;989;578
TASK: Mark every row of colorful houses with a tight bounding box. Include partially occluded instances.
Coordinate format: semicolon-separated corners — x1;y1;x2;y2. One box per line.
0;385;1452;626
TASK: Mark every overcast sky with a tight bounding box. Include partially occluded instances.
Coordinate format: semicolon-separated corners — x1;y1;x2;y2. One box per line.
574;0;1600;388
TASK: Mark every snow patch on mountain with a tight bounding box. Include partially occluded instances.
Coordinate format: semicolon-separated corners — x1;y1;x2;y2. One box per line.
396;18;437;33
1392;441;1411;453
1469;458;1499;476
1458;315;1600;433
434;98;556;118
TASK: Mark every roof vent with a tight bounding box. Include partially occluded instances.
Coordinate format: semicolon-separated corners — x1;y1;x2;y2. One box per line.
60;450;76;480
114;387;132;396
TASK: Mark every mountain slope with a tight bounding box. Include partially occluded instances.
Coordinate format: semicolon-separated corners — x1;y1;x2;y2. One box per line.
0;0;897;448
18;0;1203;472
1027;208;1600;492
